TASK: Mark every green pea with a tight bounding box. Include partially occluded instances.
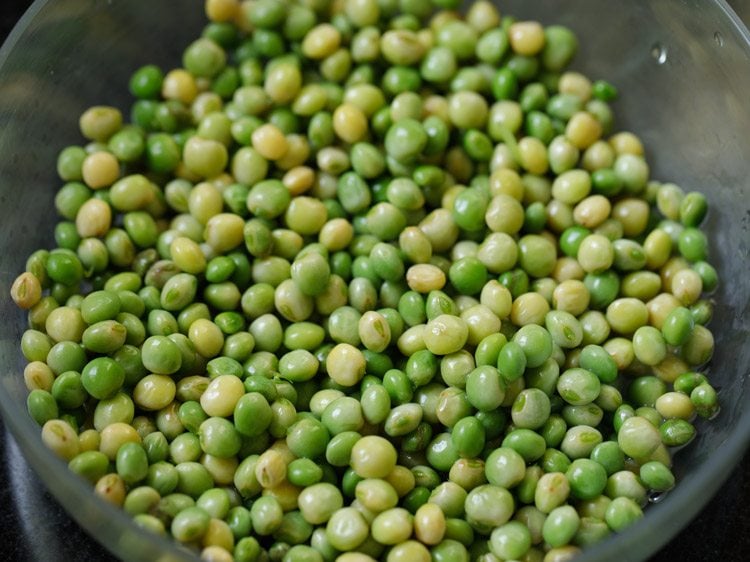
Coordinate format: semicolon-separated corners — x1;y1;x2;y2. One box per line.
116;442;149;485
604;497;643;532
502;429;547;462
464;366;505;413
490;520;531;561
81;357;125;400
497;341;527;383
287;417;330;459
385;118;427;163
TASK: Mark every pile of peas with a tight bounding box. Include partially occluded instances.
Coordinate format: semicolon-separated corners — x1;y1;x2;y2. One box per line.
9;0;721;561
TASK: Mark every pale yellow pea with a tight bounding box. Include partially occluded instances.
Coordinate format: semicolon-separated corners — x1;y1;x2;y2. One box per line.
655;391;695;420
577;233;614;273
204;213;244;253
333;103;369;144
581;140;615;171
23;361;54;391
41;419;80;461
76;198;112;238
653;353;689;384
603;337;634;371
202;518;234;551
337;553;377;562
397;324;426;356
566;111;602;149
406;264;446;293
189;318;225;359
385;465;416;498
188;182;223;224
82;151;120;189
326;343;366;386
451;240;479;261
489;168;524;200
413;503;446;545
480;280;513;319
609;131;645;155
200;545;233;562
559;71;593;102
79;429;100;452
671;268;702;305
477;232;518;274
315;275;348;316
45;306;85;342
170;236;207;274
302;24;342;59
574;195;611;228
461;304;501;346
255;449;287;489
133;374;176;411
423;95;450;121
355;479;399;513
611;198;650;237
359;311;392;353
251;124;289;161
95;473;127;506
283;166;315;196
10;272;42;309
162;69;198;104
606;298;649;335
99;422;141;460
319;218;354;251
508;21;546;56
485;194;525;234
387;540;432;562
553;257;585;282
371;508;414;546
552;169;591;205
546;200;574;233
191;92;223;122
553;279;590;315
490;100;524;135
644;229;673;270
660;256;690;293
200;374;244;417
511;292;550;326
205;0;238;22
269;439;297;465
264;64;302;105
518;136;549;175
262;480;302;512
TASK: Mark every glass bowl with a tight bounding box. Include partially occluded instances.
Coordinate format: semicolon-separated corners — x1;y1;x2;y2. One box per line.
1;1;749;561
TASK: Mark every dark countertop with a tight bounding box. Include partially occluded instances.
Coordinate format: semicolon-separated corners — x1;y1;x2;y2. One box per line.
1;1;748;561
